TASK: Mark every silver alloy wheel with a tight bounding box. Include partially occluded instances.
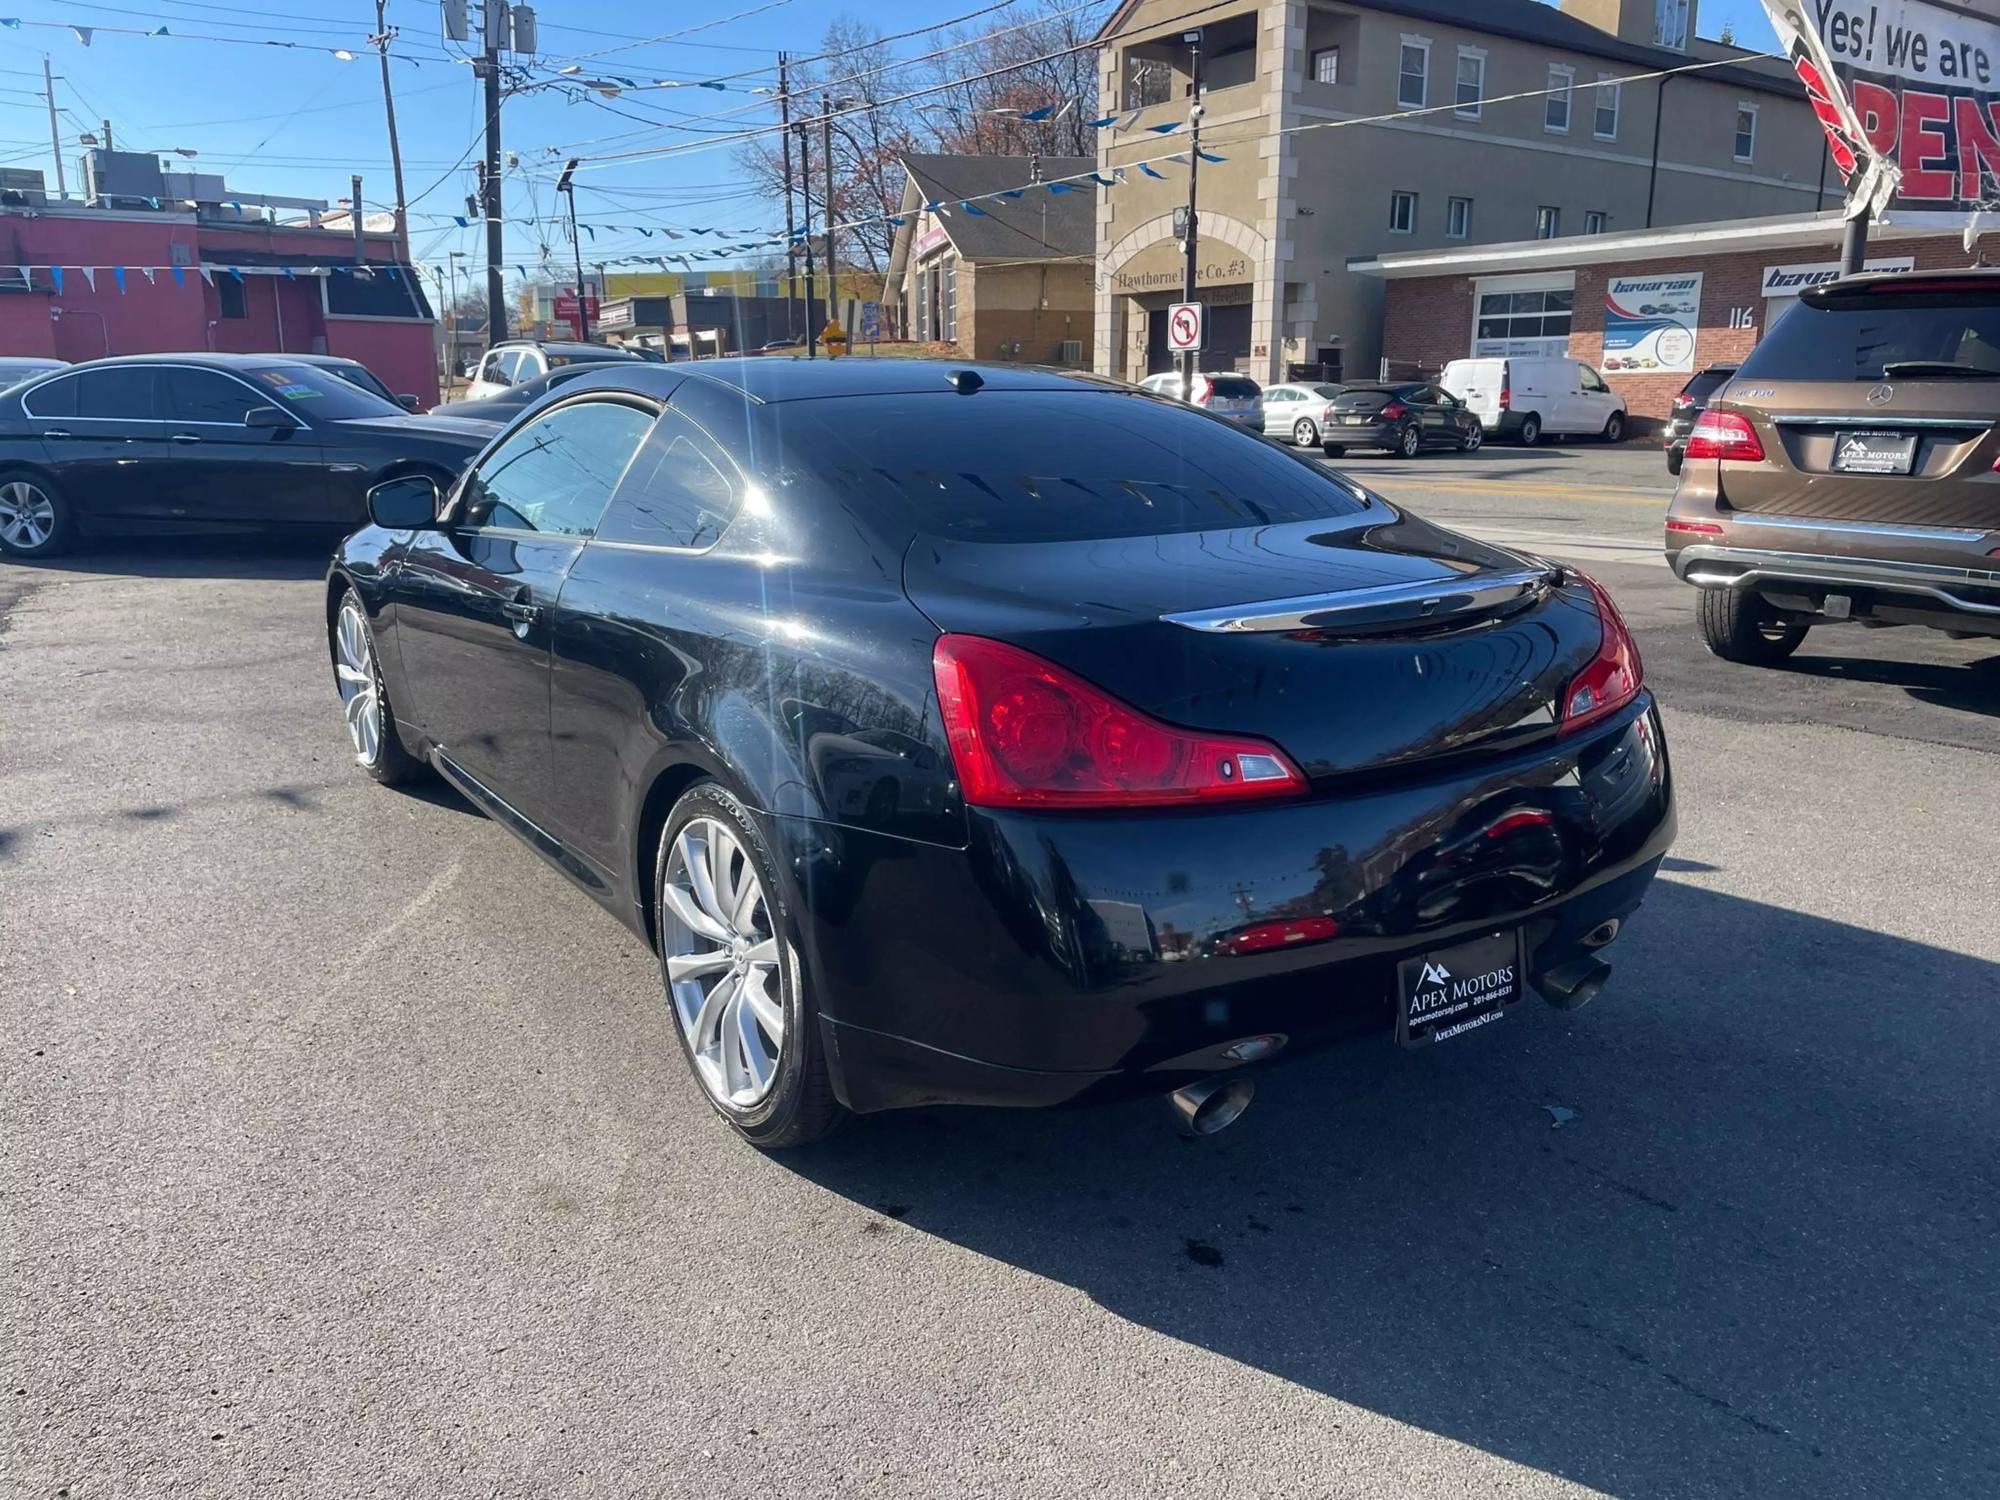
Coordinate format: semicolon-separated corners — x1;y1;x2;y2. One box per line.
662;815;784;1108
1400;425;1421;457
0;479;55;551
333;596;383;766
1463;424;1483;451
1293;418;1317;447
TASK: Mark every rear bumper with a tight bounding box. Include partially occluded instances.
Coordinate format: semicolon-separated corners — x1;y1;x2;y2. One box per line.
1667;541;2000;618
1326;419;1399;447
776;701;1676;1113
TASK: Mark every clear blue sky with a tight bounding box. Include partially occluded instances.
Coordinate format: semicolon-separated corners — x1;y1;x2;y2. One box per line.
0;0;1783;284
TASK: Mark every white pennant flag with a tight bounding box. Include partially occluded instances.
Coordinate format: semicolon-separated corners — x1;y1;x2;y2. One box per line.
77;266;96;290
198;266;215;286
141;267;156;284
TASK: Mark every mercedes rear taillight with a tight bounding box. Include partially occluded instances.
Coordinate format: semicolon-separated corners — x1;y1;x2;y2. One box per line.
1682;410;1765;463
932;635;1306;809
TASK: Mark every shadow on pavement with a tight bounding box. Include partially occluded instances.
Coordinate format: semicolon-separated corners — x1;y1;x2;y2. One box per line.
0;530;342;583
786;879;2000;1497
1781;647;2000;720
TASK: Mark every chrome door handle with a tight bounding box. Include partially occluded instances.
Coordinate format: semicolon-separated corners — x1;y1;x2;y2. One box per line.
42;428;70;439
169;433;201;445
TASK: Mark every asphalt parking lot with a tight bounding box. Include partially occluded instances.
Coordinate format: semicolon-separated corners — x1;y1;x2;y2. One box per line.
5;442;1998;1498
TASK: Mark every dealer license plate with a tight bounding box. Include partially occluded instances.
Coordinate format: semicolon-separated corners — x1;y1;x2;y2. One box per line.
1832;430;1918;475
1395;930;1522;1048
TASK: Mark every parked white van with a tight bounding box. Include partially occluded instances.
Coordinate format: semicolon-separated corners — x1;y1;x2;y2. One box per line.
1438;357;1627;446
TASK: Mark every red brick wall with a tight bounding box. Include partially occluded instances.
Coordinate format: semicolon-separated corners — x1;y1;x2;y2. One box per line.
1381;234;1970;424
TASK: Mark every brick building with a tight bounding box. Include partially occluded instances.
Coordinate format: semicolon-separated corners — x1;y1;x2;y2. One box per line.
1354;209;1975;424
882;155;1096;367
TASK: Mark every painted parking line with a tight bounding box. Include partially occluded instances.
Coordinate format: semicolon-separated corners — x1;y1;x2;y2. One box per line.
1448;523;1666;566
1360;477;1671;506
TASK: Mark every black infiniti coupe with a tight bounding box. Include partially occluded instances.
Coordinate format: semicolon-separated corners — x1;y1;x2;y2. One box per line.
326;359;1674;1148
0;354;491;558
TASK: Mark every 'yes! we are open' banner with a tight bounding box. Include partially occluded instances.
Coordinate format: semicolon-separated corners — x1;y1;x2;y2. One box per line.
1764;0;2000;215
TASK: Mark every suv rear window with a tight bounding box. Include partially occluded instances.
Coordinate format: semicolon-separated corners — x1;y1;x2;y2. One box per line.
1741;296;2000;381
783;389;1369;543
1205;376;1261;398
1681;367;1737;402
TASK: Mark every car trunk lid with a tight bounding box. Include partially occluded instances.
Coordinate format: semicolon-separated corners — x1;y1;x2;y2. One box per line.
903;509;1602;783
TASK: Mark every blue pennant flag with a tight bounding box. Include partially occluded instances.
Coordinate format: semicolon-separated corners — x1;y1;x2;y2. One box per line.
923;199;944;212
884;218;903;228
1047;182;1075;194
1091;173;1117;186
144;196;159;209
386;266;398;281
1198;149;1227;163
227;266;243;281
637;226;651;237
581;224;595;240
151;24;167;34
960;200;988;216
170;265;184;287
516;264;527;277
1018;105;1054;121
698;80;726;90
453;215;468;227
282;266;295;278
1001;189;1025;199
1085;113;1115;128
227;199;242;212
50;266;61;293
1139;162;1167;179
111;266;125;293
1146;121;1182;134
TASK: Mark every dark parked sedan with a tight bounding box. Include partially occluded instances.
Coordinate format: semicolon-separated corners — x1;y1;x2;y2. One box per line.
1322;382;1483;458
0;354;493;558
327;359;1674;1148
432;362;608;426
1662;363;1739;475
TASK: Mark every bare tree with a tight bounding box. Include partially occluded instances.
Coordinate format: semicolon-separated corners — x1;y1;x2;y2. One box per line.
923;0;1107;159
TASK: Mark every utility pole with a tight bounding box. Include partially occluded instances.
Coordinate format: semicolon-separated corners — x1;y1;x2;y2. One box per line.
797;118;817;359
351;174;366;267
478;0;507;340
778;53;799;343
373;0;409;257
556;156;588;341
101;118;113;152
41;56;64;200
820;93;837;336
1179;29;1204;396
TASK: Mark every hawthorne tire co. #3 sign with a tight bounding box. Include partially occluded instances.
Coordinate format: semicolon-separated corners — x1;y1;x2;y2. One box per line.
1764;0;2000;215
1601;272;1702;375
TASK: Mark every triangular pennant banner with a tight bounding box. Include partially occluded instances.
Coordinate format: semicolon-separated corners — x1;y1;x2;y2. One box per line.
1146;121;1182;134
111;266;125;293
170;265;184;287
50;265;61;292
1138;162;1167;179
71;25;91;45
142;267;156;284
198;266;214;285
78;266;95;289
1019;105;1054;121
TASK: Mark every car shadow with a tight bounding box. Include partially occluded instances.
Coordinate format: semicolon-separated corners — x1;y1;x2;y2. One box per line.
1;530;343;582
1780;648;2000;719
782;879;2000;1497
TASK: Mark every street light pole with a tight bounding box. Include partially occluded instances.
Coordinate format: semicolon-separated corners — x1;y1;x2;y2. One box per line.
557;156;589;341
778;53;800;343
372;0;409;257
821;92;837;337
41;55;65;201
797;118;817;360
1180;29;1204;397
478;1;507;340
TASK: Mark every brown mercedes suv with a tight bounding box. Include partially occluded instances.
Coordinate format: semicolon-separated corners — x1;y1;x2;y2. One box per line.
1664;269;2000;663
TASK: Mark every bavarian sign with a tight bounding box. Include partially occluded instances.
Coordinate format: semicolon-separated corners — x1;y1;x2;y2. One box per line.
1763;0;2000;214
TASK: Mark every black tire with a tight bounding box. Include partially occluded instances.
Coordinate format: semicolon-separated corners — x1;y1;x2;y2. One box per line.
0;469;77;559
1602;411;1626;443
1394;424;1422;459
1460;424;1484;453
1292;418;1318;447
655;781;843;1149
1696;588;1809;665
1322;444;1345;459
331;587;425;786
1517;414;1543;447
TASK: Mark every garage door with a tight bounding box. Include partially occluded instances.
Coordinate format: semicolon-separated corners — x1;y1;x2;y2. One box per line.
1146;301;1253;374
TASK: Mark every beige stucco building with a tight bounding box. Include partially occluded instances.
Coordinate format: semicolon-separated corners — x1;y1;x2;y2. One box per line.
1093;0;1834;384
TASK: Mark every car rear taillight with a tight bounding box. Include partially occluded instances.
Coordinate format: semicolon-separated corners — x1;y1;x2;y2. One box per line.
1378;402;1406;420
931;634;1307;809
1682;409;1765;462
1497;386;1511;410
1664;518;1724;535
1559;575;1643;736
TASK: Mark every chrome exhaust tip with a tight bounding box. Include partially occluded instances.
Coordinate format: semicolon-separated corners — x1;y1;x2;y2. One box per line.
1536;956;1612;1011
1167;1076;1256;1137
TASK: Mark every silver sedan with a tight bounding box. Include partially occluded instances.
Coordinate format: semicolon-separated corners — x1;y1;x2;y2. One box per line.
1260;382;1347;447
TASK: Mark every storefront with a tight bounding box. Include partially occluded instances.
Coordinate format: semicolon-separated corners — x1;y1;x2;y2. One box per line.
1355;210;1974;423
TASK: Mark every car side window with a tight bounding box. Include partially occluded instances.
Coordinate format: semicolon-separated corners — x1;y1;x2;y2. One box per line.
1433;389;1460;408
594;407;743;550
1407;386;1437;405
165;368;260;424
1580;365;1610;393
481;352;516;387
22;373;79;418
76;367;161;420
458;398;655;539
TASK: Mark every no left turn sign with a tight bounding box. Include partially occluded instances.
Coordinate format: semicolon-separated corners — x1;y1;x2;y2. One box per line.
1166;300;1204;353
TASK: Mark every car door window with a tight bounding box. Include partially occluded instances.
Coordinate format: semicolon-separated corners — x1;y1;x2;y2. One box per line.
164;368;261;424
76;367;161;420
480;352;517;388
22;373;79;418
458;398;654;538
594;407;743;550
1579;365;1610;394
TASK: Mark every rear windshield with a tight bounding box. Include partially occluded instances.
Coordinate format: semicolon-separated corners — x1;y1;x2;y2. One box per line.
1681;367;1737;401
1206;376;1261;398
1741;297;2000;381
782;389;1369;543
244;364;406;418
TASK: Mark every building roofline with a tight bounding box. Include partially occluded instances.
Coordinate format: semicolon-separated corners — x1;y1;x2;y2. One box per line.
1348;210;1977;278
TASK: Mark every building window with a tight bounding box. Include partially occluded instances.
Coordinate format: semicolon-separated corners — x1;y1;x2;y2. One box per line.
1476;286;1573;351
1389;191;1418;234
1398;38;1429;109
1536;205;1561;239
217;274;248;319
1311;47;1339;85
1655;0;1690;49
943;261;957;344
1594;80;1620;139
1447;196;1472;239
1735;103;1758;161
1545;66;1573;133
1584;210;1609;234
1124;54;1171;109
1455;49;1485;118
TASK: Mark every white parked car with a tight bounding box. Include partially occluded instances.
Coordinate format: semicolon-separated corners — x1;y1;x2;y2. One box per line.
1438;356;1626;446
1260;382;1347;446
464;339;643;402
1139;370;1264;430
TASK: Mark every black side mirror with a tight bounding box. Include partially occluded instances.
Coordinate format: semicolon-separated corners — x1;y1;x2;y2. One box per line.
397;393;420;412
244;405;292;430
367;473;441;530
